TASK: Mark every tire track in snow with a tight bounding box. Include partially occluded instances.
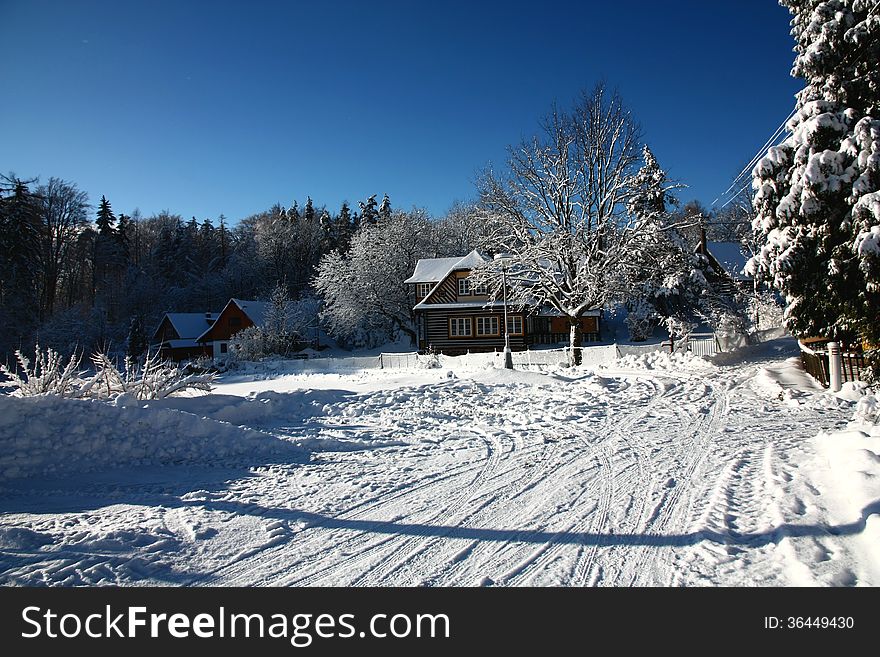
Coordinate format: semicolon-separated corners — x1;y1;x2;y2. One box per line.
269;425;514;586
609;379;729;586
203;424;507;586
498;376;666;586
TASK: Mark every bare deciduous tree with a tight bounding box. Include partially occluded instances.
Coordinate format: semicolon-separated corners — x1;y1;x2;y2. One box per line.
35;177;89;320
474;83;644;363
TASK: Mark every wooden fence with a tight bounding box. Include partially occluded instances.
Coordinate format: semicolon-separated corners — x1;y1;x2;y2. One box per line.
798;341;872;388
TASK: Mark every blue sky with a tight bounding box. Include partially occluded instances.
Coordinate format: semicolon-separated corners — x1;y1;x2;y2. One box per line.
1;0;802;223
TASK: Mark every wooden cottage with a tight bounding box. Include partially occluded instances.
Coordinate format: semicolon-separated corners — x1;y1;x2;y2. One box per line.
696;240;753;295
405;250;600;355
151;312;216;361
196;298;270;359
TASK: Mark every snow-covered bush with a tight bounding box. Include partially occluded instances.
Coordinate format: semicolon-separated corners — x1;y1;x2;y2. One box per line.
747;290;785;331
228;283;309;360
854;394;879;425
663;316;696;350
90;351;215;400
0;344;87;398
2;345;214;400
419;346;441;369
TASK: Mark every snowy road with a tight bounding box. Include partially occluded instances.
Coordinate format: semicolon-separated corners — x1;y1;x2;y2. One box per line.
1;339;876;586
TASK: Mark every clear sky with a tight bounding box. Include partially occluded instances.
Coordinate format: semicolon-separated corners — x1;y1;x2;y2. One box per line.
1;0;802;224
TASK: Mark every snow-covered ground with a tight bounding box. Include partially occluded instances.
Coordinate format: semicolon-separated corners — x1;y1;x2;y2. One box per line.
1;337;878;586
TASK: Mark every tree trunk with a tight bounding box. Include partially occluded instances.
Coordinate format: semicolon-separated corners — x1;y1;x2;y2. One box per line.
568;316;582;366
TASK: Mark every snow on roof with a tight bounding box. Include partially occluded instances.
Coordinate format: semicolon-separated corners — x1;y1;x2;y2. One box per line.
231;299;271;327
158;338;201;349
705;242;751;280
162;313;216;340
404;257;463;284
403;250;487;284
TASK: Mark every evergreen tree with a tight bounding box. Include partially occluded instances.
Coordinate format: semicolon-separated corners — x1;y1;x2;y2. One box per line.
379;193;392;221
336;201;354;252
319;209;334;251
303;196;315;223
218;214;230;265
95;195;116;236
749;0;880;351
0;176;42;351
115;213;132;261
287;201;300;223
623;146;702;340
359;194;378;226
126;315;149;361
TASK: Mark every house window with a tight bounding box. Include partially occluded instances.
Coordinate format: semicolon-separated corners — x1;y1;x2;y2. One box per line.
229;316;242;330
220;343;228;354
507;315;524;336
476;316;500;336
472;281;488;295
417;282;432;298
449;317;472;337
458;277;471;296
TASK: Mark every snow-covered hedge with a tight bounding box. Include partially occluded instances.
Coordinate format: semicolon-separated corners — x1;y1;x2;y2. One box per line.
0;394;305;483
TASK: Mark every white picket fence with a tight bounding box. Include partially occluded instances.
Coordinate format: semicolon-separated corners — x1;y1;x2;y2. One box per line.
685;333;720;357
264;333;722;373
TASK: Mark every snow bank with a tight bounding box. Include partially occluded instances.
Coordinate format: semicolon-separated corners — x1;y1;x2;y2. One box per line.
151;389;348;429
0;394;306;483
612;349;713;371
811;397;880;581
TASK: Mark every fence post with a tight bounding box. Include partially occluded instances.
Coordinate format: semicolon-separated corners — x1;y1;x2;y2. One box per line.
827;342;842;392
379;353;384;370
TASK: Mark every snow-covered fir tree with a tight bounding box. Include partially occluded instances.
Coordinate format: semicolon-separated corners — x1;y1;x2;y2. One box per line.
749;0;880;352
379;193;392;221
621;146;704;341
359;194;379;226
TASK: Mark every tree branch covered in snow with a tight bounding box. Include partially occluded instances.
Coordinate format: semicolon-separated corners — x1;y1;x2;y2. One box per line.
749;0;880;353
314;209;481;347
474;84;648;361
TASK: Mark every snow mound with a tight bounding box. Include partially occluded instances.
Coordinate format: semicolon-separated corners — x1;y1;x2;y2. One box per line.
467;367;559;387
613;350;713;371
855;394;879;425
0;395;306;483
151;389;349;429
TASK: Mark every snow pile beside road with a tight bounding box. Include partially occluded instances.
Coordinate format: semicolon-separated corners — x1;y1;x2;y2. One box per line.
152;389;348;430
854;394;879;425
811;396;880;581
0;394;306;483
613;349;713;371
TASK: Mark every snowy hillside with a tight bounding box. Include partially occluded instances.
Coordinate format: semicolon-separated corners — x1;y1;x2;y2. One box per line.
0;337;877;586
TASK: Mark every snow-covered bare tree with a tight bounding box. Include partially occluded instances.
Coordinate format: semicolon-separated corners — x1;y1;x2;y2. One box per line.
748;0;880;353
314;209;471;346
474;84;644;362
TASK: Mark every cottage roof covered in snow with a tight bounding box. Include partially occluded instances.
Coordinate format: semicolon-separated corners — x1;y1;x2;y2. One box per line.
702;242;751;281
161;313;216;340
404;250;487;284
230;298;271;327
195;298;272;343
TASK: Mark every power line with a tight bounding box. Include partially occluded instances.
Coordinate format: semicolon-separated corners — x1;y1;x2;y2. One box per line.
711;107;795;208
